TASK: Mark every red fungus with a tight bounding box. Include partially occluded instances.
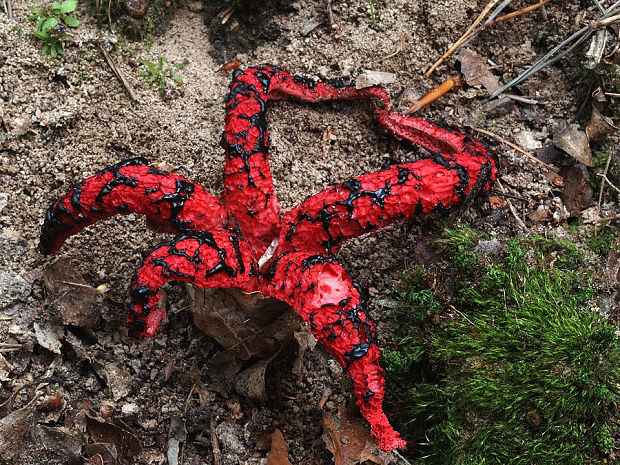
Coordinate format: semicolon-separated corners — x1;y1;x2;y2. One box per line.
40;65;497;451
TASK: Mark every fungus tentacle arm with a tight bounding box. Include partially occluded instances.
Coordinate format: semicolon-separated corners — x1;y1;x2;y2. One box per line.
260;251;406;451
39;158;232;255
277;146;496;255
222;65;388;255
127;231;258;337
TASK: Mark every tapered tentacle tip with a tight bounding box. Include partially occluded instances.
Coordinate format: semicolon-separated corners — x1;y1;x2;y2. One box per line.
368;414;407;451
126;304;166;338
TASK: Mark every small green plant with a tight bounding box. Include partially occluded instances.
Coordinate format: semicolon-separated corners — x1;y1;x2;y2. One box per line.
384;227;620;464
27;0;80;57
138;56;184;96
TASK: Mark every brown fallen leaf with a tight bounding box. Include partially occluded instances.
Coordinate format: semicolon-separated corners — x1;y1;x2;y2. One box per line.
560;164;593;217
220;60;241;71
322;408;391;465
266;428;292;465
554;124;594;167
43;258;105;328
457;48;501;94
85;411;142;463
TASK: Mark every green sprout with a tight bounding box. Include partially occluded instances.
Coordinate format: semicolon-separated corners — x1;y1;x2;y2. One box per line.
27;0;80;57
138;56;184;96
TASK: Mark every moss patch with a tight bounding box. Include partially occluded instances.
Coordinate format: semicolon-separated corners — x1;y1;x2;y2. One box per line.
383;227;620;464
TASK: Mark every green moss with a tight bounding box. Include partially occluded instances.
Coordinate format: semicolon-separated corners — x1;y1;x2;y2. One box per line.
383;227;620;464
587;225;619;257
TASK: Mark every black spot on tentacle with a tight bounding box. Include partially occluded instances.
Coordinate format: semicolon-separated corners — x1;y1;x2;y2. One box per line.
362;390;375;402
301;254;334;271
38;157;150;255
433;153;470;196
344;342;370;366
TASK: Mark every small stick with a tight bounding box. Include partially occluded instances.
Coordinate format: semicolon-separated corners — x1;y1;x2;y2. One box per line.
591;13;620;29
219;5;235;25
99;45;139;102
425;0;499;77
484;0;552;29
405;76;463;115
318;388;332;409
210;419;222;465
0;343;22;349
324;0;342;38
374;34;407;63
595;153;612;232
6;0;13;19
496;179;527;230
472;126;559;173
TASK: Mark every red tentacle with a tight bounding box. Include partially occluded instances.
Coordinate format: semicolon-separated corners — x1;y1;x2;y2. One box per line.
276;133;496;255
128;231;258;337
39;158;232;255
222;65;389;255
260;251;406;451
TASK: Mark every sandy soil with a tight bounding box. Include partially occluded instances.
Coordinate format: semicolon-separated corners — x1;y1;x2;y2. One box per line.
1;0;618;463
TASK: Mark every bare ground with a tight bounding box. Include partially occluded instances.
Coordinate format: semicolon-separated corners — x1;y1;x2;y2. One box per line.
1;0;619;463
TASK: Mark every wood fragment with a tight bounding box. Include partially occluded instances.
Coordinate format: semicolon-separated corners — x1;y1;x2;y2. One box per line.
405;76;462;115
426;0;552;77
99;45;139;103
496;179;527;230
425;0;499;76
324;0;342;38
318;388;332;409
473;126;560;173
219;5;235;25
374;34;407;63
210;419;222;465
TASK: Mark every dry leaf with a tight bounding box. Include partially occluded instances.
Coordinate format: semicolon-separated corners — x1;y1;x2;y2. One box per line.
188;286;292;361
43;258;105;328
553;124;593;166
586;105;618;141
355;70;397;89
292;326;317;378
266;428;292;465
559;164;593;216
167;415;187;465
220;60;241;71
233;355;276;400
322;408;392;465
226;399;244;420
457;48;500;93
85;411;142;463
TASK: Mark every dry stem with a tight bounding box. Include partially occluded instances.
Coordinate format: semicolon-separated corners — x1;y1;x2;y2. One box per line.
473;126;559;173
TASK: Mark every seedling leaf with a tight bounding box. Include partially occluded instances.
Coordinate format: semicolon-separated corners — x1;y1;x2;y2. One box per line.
64;16;80;28
59;0;78;13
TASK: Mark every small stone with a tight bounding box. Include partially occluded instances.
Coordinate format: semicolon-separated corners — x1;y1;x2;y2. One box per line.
121;403;139;416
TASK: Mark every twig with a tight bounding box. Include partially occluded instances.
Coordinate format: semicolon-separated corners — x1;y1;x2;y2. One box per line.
324;0;342;38
496;179;527;230
5;0;13;19
425;0;500;76
107;0;112;31
598;173;620;194
210;419;222;465
595;153;612;232
405;76;463;115
472;126;559;173
374;34;407;63
318;388;332;409
219;5;235;25
392;449;413;465
491;0;620;98
0;343;22;349
484;0;552;29
99;44;139;102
